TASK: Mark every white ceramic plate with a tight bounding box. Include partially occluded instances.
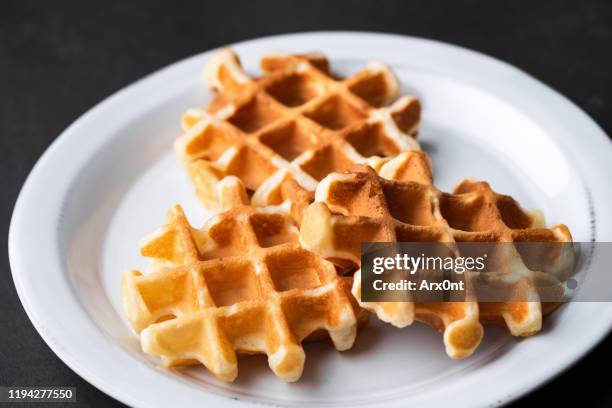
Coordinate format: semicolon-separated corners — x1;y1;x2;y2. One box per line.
9;32;612;407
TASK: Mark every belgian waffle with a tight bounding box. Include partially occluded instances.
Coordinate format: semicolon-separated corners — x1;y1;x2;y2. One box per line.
175;48;421;213
300;165;573;358
122;178;364;382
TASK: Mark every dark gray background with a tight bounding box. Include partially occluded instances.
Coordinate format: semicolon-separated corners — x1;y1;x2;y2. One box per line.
2;1;611;407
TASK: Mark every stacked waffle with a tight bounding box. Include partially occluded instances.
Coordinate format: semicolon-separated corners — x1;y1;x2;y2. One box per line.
121;49;573;382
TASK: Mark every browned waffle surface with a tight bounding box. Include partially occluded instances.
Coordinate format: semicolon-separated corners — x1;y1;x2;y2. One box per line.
175;48;421;213
300;165;573;359
122;183;364;382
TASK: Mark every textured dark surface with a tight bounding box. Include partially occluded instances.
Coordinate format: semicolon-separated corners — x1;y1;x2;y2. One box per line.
1;1;611;407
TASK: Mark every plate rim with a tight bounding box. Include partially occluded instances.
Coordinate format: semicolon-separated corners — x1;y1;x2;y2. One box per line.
9;30;612;408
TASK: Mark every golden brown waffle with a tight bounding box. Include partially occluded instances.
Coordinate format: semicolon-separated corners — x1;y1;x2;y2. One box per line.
122;179;365;382
300;165;573;359
175;48;421;213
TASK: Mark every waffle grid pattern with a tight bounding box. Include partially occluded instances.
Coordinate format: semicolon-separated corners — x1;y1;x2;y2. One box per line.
175;49;421;211
123;196;360;382
300;165;572;358
120;49;575;381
